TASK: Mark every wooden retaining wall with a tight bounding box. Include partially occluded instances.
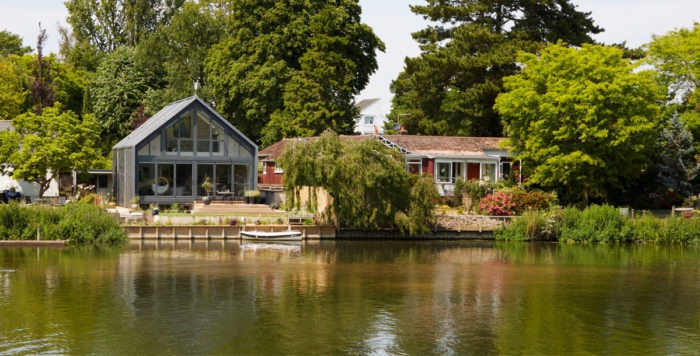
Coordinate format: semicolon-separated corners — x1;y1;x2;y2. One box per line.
123;225;495;240
123;225;337;240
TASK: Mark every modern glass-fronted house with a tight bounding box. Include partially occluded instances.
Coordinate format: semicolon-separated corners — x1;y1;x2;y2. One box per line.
112;96;258;207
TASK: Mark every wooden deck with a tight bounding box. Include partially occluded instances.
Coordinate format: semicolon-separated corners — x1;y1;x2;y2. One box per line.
191;202;281;215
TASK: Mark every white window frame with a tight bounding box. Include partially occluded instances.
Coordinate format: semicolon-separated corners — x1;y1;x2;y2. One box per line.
405;158;422;175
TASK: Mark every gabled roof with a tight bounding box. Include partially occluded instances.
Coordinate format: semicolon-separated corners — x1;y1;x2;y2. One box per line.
356;98;380;111
112;96;257;151
259;134;508;161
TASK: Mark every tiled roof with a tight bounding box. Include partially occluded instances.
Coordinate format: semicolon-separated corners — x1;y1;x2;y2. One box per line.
259;135;367;161
259;134;508;161
381;135;506;158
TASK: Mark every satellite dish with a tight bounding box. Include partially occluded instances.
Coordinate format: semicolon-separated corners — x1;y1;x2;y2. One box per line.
392;123;401;131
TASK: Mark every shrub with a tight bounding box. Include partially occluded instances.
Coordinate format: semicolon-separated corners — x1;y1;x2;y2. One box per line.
512;189;558;212
630;213;665;243
479;192;516;216
455;179;491;213
0;202;125;245
495;209;559;241
631;214;700;244
56;203;126;245
558;205;631;243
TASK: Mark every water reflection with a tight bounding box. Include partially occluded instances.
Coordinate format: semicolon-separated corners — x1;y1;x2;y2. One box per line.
2;242;700;354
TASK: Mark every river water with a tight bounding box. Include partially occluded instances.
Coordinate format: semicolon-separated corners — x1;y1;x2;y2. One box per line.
1;240;699;355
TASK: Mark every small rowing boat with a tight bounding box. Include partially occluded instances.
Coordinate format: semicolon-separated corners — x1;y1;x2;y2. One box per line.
240;230;302;241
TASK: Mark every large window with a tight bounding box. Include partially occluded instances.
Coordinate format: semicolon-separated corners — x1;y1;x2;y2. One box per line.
482;163;496;181
165;110;194;156
364;115;374;125
234;164;249;196
161;109;227;157
437;162;451;182
175;164;193;196
156;164;174;195
138;163;155;195
197;164;214;196
216;165;232;193
436;161;464;182
196;111;224;156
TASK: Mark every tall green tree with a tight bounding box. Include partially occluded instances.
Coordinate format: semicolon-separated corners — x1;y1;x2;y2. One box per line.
0;55;29;120
390;0;602;137
0;104;102;197
494;43;660;205
65;0;184;52
654;113;697;200
135;0;226;112
89;47;151;149
205;0;383;145
0;30;31;57
646;23;700;144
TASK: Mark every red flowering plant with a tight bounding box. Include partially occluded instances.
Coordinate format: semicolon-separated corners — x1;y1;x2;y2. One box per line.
479;191;517;216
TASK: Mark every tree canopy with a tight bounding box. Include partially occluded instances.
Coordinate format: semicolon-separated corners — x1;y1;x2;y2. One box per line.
495;43;660;205
0;105;103;197
646;23;700;144
205;0;383;145
65;0;185;53
390;0;602;137
277;131;438;233
89;47;151;149
653;113;698;202
0;30;31;57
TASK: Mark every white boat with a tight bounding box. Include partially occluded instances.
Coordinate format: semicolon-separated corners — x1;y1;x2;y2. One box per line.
240;230;302;241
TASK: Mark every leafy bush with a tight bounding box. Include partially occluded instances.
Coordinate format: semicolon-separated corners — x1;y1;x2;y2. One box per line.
455;179;491;213
479;191;516;216
631;214;700;244
497;205;700;244
496;208;562;241
558;205;632;243
0;202;126;245
512;189;558;212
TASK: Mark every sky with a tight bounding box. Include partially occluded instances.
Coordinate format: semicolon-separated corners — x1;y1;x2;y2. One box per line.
1;0;699;114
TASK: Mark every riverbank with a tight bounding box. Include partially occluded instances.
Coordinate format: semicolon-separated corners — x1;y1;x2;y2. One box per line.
120;214;504;240
0;240;66;247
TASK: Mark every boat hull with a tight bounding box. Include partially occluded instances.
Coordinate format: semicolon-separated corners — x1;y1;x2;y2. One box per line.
240;231;302;241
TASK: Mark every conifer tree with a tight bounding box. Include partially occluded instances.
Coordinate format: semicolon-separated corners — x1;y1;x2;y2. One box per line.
391;0;602;137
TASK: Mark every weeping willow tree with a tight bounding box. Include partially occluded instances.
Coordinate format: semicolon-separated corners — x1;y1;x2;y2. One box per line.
277;131;438;233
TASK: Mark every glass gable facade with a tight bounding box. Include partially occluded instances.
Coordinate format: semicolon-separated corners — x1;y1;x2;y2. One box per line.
134;105;254;200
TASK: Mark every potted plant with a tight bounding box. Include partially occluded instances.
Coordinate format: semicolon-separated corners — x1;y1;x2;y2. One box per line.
201;176;213;205
244;189;261;204
131;195;140;209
